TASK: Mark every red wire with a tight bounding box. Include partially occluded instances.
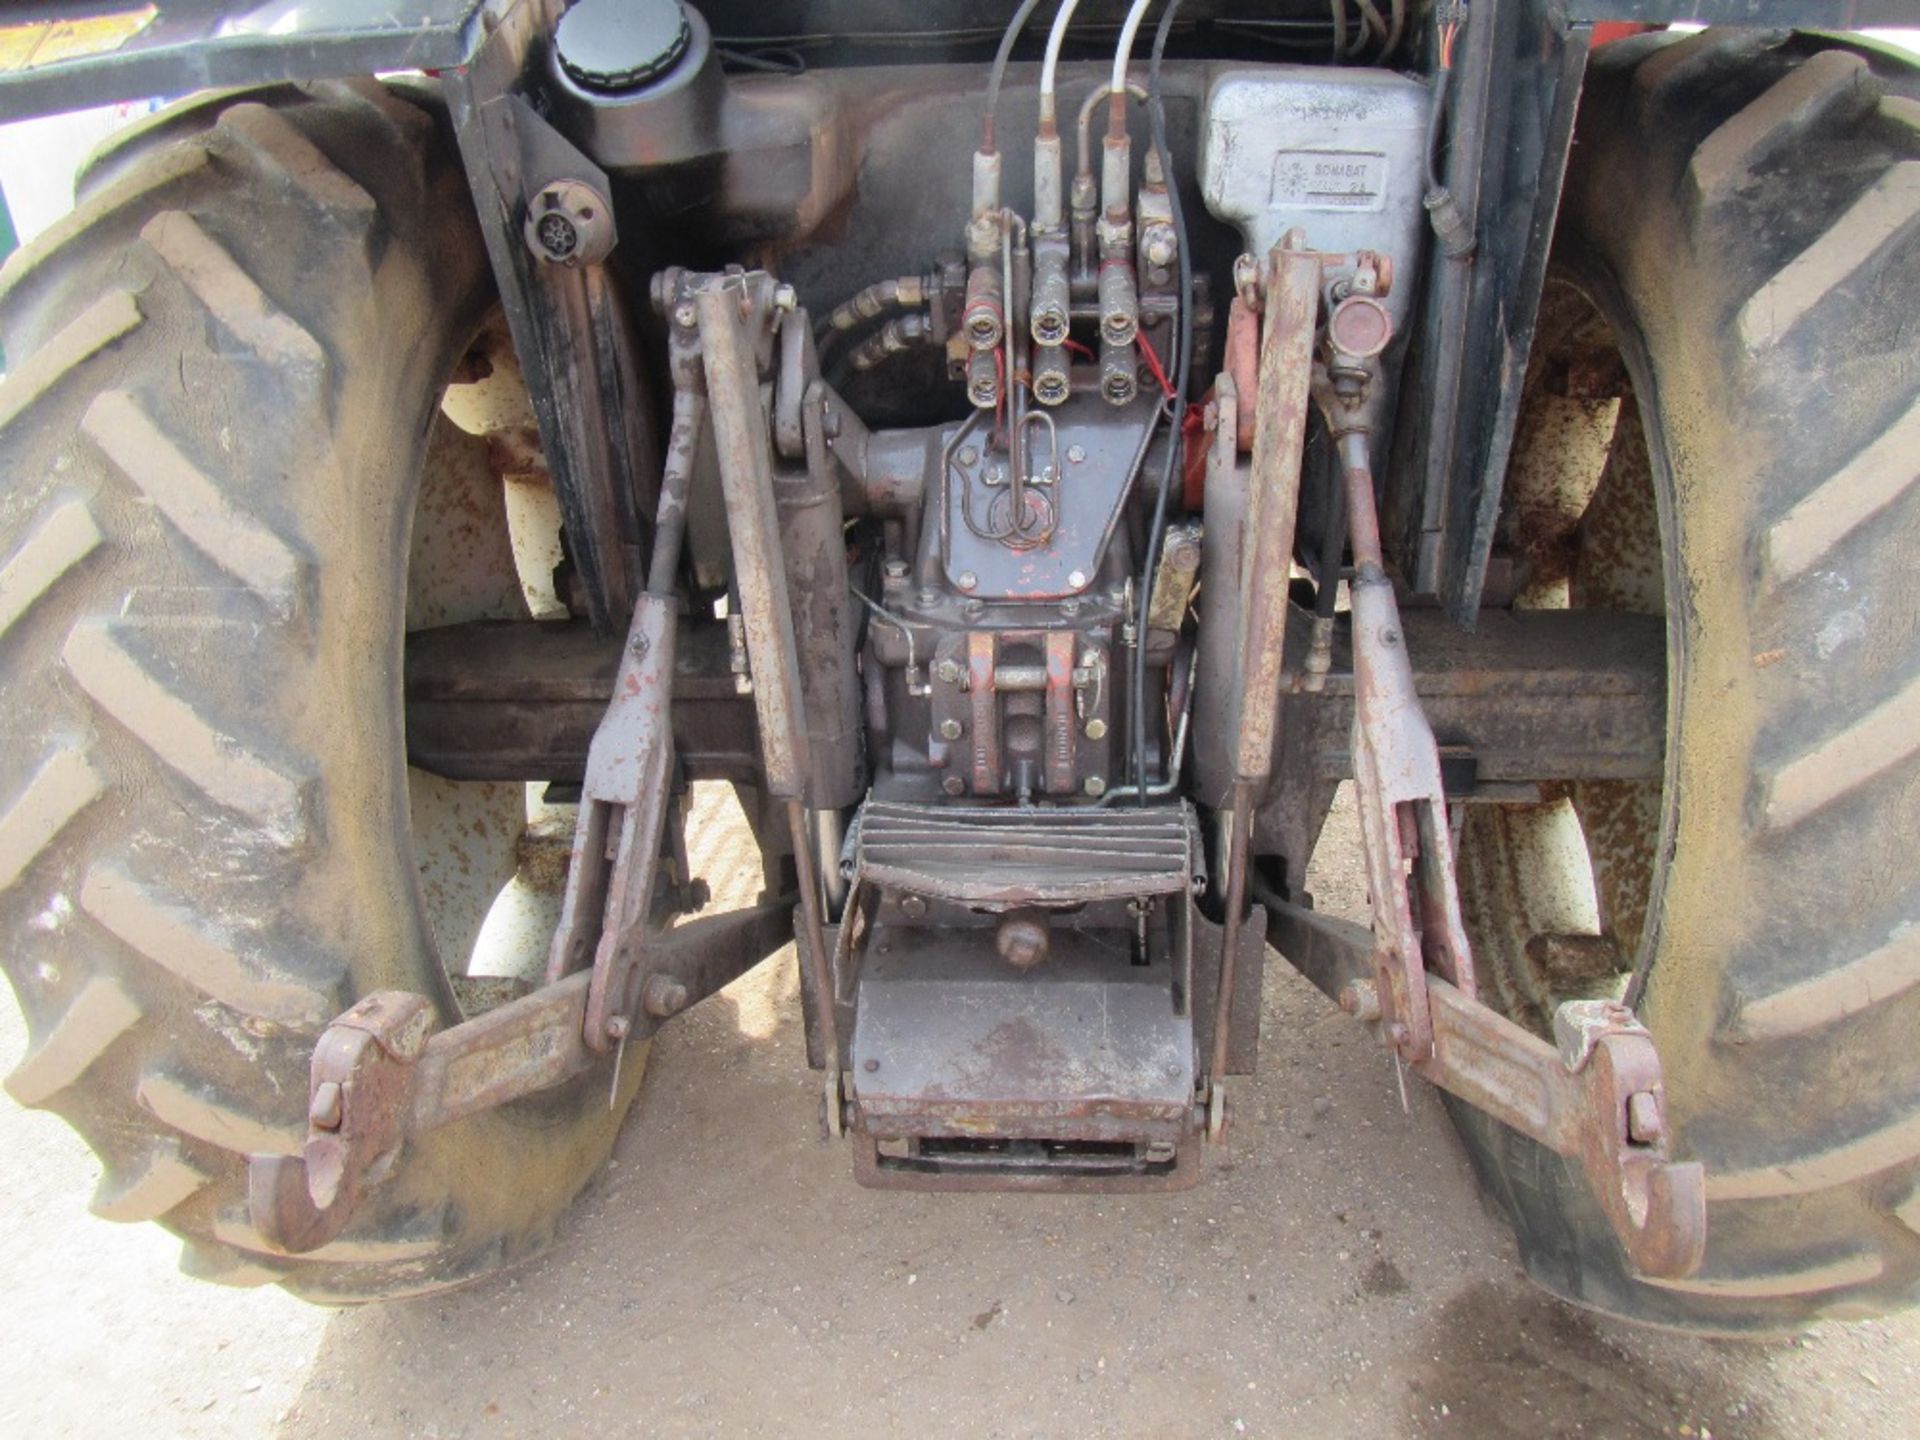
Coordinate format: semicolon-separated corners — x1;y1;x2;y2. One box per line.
1135;331;1175;399
1064;338;1096;362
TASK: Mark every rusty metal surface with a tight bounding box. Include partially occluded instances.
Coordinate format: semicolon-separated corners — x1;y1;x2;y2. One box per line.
851;1135;1200;1193
1339;427;1477;1064
697;278;811;800
452;43;653;634
1187;903;1268;1079
781;373;865;812
624;896;795;1041
543;594;680;1052
852;800;1198;906
1267;898;1705;1279
404;617;759;785
411;973;594;1131
249;896;796;1252
248;992;437;1254
403;608;1662;791
848;925;1195;1145
938;398;1157;603
1230;238;1320;785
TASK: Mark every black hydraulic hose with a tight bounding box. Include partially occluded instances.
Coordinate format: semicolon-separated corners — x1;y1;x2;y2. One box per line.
983;0;1048;151
1131;0;1192;803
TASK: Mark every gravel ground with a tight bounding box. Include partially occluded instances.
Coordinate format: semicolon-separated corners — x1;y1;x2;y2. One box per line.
4;788;1919;1439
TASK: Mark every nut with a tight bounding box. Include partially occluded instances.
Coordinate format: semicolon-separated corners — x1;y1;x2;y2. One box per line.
640;974;690;1020
1337;981;1381;1023
996;910;1051;970
938;717;964;741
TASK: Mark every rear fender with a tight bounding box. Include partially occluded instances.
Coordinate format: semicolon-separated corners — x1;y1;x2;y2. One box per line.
0;0;495;122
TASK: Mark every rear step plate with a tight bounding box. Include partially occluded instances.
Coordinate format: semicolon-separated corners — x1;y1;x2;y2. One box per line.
852;800;1202;905
848;922;1198;1190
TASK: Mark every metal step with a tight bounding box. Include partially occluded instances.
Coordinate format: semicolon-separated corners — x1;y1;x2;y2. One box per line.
850;799;1202;906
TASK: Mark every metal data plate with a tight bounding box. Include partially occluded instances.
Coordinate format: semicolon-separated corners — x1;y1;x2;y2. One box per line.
1198;65;1428;343
850;924;1195;1146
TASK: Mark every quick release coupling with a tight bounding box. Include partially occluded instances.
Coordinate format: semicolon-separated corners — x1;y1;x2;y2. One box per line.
963;261;1005;352
1030;235;1072;349
1098;258;1138;349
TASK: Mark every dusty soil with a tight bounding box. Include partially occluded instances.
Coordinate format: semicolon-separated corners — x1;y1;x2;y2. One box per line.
4;790;1918;1438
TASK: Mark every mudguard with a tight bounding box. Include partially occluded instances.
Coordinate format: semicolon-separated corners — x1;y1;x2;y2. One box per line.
0;1;1910;125
0;0;490;122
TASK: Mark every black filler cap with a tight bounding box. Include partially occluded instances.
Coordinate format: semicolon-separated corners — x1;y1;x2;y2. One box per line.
555;0;693;92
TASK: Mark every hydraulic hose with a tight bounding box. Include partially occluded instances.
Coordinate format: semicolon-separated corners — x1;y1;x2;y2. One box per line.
1130;0;1192;801
983;0;1047;150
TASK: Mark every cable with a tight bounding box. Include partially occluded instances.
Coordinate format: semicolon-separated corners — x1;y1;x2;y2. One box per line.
1076;81;1149;182
1110;0;1155;98
1041;0;1087;122
983;0;1047;151
1131;0;1192;803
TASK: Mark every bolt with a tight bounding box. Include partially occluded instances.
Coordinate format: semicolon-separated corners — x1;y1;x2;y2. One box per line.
883;558;910;582
863;1057;881;1073
308;1080;343;1131
1387;1022;1410;1048
1627;1091;1665;1145
672;301;697;330
1066;444;1087;464
917;586;940;606
943;775;966;796
1084;776;1107;797
606;1015;630;1040
1084;718;1108;740
1067;569;1087;589
900;894;928;920
773;283;797;312
957;571;978;591
959;445;980;466
1338;981;1381;1023
996;910;1051;970
1144;233;1175;267
641;974;690;1019
964;599;985;619
938;717;964;740
933;657;963;684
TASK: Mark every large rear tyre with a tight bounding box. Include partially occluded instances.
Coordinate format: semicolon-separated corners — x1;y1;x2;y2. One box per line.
0;82;646;1301
1450;30;1920;1330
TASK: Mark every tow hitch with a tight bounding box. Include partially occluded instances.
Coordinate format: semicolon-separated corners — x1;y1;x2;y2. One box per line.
250;246;1702;1283
1264;253;1706;1280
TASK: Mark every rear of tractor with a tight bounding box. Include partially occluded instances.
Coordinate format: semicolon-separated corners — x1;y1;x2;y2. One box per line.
0;0;1915;1331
